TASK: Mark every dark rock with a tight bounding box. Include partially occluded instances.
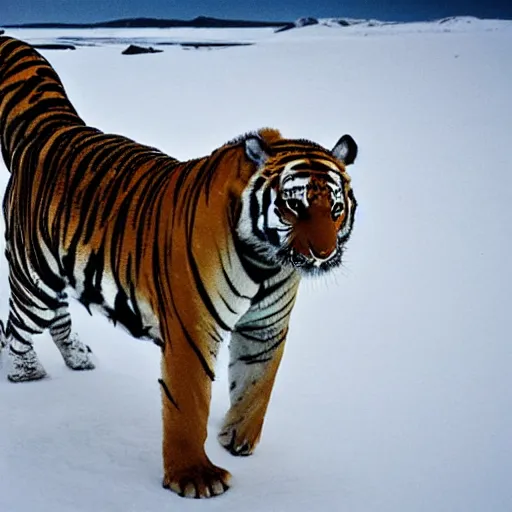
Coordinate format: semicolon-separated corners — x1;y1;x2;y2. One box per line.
33;43;76;50
122;44;163;55
179;41;253;49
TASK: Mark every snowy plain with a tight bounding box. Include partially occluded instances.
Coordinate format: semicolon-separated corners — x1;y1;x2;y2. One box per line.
0;18;511;512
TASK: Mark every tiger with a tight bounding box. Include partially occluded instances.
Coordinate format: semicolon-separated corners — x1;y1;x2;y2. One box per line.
0;35;358;498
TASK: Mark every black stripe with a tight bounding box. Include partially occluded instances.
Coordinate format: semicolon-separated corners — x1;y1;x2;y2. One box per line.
50;322;71;335
52;313;70;325
9;312;42;335
173;307;216;381
218;290;239;315
287;162;340;175
9;298;53;331
158;379;180;410
261;184;281;247
187;247;232;332
8;258;62;311
181;161;233;333
252;275;291;304
271;139;326;151
9;338;33;353
237;294;296;332
232;235;280;283
1;58;42;82
220;263;252;300
249;176;267;241
172;159;197;212
81;251;104;309
201;148;226;205
238;330;288;363
233;329;273;343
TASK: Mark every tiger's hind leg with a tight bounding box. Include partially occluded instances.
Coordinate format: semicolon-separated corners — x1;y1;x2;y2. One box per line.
4;266;92;381
49;294;95;372
4;308;49;383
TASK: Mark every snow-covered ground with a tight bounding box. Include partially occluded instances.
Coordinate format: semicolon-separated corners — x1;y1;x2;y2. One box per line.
1;18;511;512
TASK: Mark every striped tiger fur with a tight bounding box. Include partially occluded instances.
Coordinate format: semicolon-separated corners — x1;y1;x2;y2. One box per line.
0;36;358;498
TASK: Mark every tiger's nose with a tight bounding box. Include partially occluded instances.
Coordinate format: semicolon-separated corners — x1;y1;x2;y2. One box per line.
308;246;337;264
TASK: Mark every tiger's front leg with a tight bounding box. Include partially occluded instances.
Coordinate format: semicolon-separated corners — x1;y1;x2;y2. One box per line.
218;328;288;457
218;272;299;456
160;325;231;498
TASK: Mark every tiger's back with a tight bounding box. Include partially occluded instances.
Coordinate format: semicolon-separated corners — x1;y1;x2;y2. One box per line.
0;35;257;349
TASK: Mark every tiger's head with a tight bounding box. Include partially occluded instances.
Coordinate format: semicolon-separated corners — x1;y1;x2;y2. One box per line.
237;129;358;276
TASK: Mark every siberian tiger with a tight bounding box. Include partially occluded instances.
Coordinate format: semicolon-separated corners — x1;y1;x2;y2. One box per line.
0;36;358;498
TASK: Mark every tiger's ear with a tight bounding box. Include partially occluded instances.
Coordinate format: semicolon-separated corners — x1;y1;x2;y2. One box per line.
332;134;358;166
245;136;270;166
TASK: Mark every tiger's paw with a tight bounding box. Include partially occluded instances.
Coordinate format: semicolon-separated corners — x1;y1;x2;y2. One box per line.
7;348;47;382
218;420;262;457
58;333;95;371
162;462;231;498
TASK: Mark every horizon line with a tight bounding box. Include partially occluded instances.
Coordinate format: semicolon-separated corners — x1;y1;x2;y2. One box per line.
4;13;511;29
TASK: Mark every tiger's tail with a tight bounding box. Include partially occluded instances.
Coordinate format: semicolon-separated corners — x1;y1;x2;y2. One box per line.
0;36;85;171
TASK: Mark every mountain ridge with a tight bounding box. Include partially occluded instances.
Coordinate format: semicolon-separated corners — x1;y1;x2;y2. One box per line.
3;16;290;29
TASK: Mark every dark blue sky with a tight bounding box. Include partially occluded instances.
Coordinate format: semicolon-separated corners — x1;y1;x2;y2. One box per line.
3;0;512;25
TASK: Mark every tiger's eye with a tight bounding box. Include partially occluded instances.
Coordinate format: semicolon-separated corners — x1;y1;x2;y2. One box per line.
286;199;302;215
332;202;344;220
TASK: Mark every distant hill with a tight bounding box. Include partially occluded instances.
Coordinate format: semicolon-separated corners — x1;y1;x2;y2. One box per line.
3;16;289;29
275;17;398;32
272;15;509;33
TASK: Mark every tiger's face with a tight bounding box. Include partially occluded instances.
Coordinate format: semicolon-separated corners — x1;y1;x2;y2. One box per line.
238;133;358;276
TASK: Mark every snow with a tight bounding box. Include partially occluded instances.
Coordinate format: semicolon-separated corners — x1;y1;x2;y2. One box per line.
1;19;512;511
